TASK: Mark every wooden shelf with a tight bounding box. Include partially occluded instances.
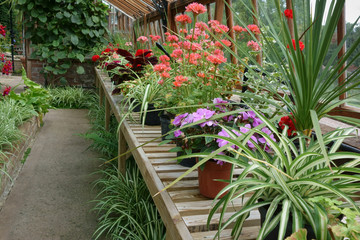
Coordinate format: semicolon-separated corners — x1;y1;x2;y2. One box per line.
95;68;260;239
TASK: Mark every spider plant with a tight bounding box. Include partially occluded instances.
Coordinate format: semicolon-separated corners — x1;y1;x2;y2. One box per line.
203;109;360;240
222;0;360;136
47;86;97;109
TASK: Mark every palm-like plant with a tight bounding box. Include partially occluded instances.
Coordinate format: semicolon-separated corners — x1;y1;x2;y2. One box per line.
224;0;360;136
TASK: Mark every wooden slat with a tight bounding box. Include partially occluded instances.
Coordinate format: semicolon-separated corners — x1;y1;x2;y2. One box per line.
191;226;260;240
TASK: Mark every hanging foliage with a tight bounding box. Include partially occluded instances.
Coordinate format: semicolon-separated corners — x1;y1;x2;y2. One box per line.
16;0;109;84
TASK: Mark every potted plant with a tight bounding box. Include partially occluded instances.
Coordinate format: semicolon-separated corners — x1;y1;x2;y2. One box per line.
203;108;360;239
117;69;165;126
167;98;277;197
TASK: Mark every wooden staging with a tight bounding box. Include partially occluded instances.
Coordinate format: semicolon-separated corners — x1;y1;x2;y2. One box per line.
95;68;260;239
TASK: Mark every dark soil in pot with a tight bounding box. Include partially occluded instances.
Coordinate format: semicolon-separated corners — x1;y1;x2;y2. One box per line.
141;104;161;126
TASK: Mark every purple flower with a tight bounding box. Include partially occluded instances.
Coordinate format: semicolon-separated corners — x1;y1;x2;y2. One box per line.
193;108;216;122
252;117;263;127
173;113;189;127
199;120;217;127
213;98;228;110
241;111;256;120
213;151;225;165
181;114;194;126
258;127;277;152
216;129;241;149
247;135;258;150
240;123;252;134
174;129;183;138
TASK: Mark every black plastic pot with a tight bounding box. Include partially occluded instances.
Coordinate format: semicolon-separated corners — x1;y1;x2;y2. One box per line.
259;204;316;240
160;114;172;140
177;151;197;167
142;104;161;126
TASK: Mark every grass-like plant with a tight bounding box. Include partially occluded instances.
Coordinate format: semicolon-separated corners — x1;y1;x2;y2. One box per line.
92;161;166;240
47;86;97;109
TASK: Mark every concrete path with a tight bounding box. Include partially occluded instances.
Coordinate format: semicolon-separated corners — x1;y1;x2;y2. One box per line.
0;109;102;240
0;74;25;94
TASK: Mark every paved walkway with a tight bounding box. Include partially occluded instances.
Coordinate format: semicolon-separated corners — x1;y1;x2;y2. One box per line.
0;109;102;240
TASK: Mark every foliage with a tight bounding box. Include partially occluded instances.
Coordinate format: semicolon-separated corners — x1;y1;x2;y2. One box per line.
47;86;96;109
285;229;307;240
16;0;108;85
310;196;360;239
92;161;166;240
8;68;51;123
225;0;360;135
82;94;118;158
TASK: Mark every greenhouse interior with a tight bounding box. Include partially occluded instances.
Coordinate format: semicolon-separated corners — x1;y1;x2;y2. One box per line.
0;0;359;239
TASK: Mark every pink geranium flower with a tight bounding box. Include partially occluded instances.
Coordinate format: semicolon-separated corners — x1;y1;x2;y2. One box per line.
185;2;207;15
247;24;260;35
149;35;161;42
207;54;226;65
287;39;305;51
284;9;293;19
137;36;148;43
175;14;192;25
247;40;261;51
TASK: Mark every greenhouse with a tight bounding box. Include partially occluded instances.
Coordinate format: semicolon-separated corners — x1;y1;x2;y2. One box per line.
0;0;359;239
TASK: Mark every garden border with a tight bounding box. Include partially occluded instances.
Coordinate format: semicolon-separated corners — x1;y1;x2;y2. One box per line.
0;116;40;209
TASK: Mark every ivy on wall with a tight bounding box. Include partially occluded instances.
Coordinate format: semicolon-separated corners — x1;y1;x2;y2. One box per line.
16;0;108;84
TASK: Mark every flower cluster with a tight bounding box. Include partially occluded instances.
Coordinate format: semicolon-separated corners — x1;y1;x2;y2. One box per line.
279;115;297;136
171;98;277;164
0;25;6;38
233;24;261;52
2;86;11;96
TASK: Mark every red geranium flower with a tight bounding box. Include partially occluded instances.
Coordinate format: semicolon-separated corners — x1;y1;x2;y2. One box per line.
279;115;297;137
2;86;11;96
284;9;293;19
287;39;305;51
92;55;100;62
135;49;152;58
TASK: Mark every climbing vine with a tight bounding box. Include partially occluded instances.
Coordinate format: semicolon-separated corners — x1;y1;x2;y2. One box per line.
16;0;108;84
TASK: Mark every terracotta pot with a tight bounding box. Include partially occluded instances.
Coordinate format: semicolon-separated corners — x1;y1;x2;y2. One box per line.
197;160;232;199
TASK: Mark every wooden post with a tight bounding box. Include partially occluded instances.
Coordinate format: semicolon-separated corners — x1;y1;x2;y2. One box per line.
105;99;110;131
207;4;212;21
338;6;346;106
99;84;104;106
286;0;294;38
118;129;127;176
167;3;177;33
251;0;262;65
118;12;122;31
225;0;237;64
214;0;224;23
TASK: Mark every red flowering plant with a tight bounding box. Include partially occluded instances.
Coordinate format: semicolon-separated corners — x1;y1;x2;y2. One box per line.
93;42;158;94
144;3;241;115
0;24;12;76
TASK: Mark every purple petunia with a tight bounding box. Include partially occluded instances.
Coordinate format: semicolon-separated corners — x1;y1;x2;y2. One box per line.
192;108;217;127
213;98;228;111
174;129;183;138
173;113;189;127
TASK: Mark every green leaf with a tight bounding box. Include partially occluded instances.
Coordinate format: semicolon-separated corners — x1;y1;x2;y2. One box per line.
91;16;99;23
59;77;67;85
76;66;85;74
60;63;71;69
31;9;39;18
55;12;63;19
89;31;94;37
57;51;67;59
81;29;89;35
63;11;71;18
27;2;34;10
38;15;47;23
71;14;81;24
285;229;307;240
52;40;59;47
18;0;26;4
168;147;182;153
70;35;79;45
76;54;84;62
93;30;99;37
86;17;94;27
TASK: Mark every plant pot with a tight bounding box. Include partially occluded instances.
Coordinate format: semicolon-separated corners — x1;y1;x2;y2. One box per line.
160;114;172;140
197;160;232;199
258;203;316;240
142;104;161;126
177;151;197;167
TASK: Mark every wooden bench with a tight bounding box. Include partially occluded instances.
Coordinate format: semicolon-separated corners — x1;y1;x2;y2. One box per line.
95;68;260;239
